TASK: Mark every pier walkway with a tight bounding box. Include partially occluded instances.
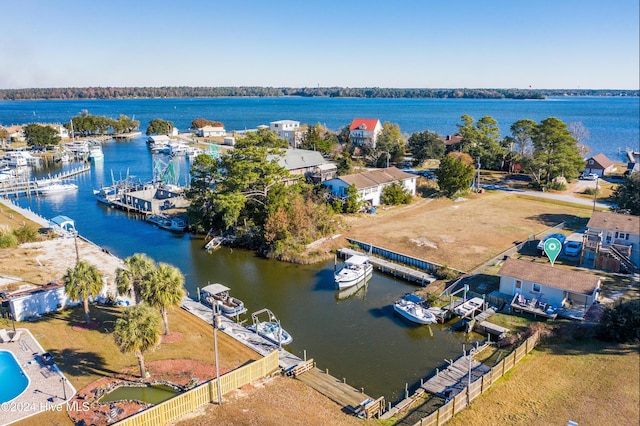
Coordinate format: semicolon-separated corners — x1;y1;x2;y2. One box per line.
338;247;437;285
180;297;379;416
0;165;90;197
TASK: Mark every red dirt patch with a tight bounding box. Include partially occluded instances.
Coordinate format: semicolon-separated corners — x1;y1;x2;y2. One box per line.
72;320;102;331
68;359;228;426
161;331;184;344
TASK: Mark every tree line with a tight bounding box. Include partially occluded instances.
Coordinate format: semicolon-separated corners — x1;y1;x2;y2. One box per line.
1;87;637;100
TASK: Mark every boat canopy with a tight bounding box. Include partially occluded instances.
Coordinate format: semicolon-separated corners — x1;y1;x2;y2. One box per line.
404;294;426;304
201;283;230;295
49;215;76;234
345;254;369;266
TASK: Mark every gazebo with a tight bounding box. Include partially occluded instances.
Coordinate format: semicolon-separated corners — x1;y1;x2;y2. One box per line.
48;215;76;237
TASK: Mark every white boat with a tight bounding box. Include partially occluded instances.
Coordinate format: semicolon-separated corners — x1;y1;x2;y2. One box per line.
89;144;104;162
4;152;28;167
393;294;437;325
453;297;485;317
334;254;373;290
200;283;247;316
147;214;187;232
247;308;292;346
38;182;78;195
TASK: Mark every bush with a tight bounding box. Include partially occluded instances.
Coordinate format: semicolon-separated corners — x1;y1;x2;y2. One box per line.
13;224;39;244
0;230;18;248
435;264;459;280
596;299;640;343
582;187;600;195
381;182;412;205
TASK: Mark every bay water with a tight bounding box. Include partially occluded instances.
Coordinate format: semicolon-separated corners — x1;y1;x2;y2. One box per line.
1;96;638;402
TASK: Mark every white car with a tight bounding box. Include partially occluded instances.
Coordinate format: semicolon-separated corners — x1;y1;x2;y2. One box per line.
583;173;599;180
563;241;583;257
537;233;566;251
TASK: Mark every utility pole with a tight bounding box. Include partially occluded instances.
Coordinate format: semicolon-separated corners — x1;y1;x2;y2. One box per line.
592;176;599;212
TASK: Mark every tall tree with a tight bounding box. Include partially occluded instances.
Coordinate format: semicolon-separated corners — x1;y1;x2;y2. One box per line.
610;173;640;215
509;119;537;157
456;115;505;169
63;260;104;324
344;184;363;213
115;253;155;304
146;118;174;136
531;117;585;187
113;304;161;379
407;130;446;165
336;153;354;176
568;121;591;157
23;123;61;146
299;123;335;154
435;153;475;197
374;122;406;167
140;263;185;336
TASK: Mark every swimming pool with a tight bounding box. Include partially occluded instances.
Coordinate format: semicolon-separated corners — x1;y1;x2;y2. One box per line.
0;350;30;403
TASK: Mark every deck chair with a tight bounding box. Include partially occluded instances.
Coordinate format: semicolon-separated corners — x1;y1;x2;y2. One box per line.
10;330;23;342
0;328;11;342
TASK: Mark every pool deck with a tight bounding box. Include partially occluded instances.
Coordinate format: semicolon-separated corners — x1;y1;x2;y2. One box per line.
0;328;76;426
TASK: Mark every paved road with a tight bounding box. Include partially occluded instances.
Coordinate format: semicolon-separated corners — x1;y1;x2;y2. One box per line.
482;184;613;209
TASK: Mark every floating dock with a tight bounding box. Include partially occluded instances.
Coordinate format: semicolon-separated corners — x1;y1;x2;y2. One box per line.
338;248;437;285
0;166;90;198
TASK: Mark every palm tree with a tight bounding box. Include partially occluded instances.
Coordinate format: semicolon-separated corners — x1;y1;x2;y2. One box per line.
63;260;104;325
115;253;155;303
140;262;185;336
113;304;161;379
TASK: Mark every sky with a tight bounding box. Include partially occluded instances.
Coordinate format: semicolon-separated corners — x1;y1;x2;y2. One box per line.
1;0;638;90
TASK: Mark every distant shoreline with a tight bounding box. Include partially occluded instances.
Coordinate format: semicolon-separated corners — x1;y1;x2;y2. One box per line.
1;86;638;101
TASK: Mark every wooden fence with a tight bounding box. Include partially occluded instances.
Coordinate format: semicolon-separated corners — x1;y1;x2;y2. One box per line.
115;350;280;426
411;332;539;426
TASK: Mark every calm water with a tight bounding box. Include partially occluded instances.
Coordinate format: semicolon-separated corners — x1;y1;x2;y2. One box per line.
2;97;638;402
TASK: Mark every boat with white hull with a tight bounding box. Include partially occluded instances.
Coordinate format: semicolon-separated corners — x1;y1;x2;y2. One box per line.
37;181;78;195
247;308;292;346
334;254;373;290
393;294;437;325
200;283;246;316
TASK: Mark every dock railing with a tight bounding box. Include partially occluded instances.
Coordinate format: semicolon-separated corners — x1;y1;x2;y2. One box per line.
404;332;539;426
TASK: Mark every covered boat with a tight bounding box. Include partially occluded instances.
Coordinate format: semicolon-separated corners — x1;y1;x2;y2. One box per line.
200;283;246;316
393;294;437;325
453;297;485;317
334;254;373;290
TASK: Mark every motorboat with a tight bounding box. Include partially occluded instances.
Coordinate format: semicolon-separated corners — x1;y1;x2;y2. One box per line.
200;283;246;316
89;144;104;162
453;297;485;317
147;214;187;232
37;181;78;195
393;294;437;325
336;273;370;301
334;254;373;290
247;308;292;346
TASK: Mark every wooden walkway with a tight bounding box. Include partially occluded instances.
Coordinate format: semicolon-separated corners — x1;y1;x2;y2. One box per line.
339;248;437;285
296;367;373;413
180;297;381;416
0;165;90;197
421;354;491;397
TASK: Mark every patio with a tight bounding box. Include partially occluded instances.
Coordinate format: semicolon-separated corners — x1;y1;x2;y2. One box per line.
0;328;76;425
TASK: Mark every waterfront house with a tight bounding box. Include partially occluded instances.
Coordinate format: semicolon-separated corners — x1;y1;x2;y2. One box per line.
349;118;383;148
583;211;639;272
198;125;226;137
268;148;336;183
4;125;25;142
498;257;602;318
270;120;301;147
44;123;70;140
440;134;463;150
583;153;614;177
322;166;416;207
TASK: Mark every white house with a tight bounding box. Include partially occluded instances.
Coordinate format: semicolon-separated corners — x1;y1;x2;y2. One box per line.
2;282;72;321
45;124;70;139
349;118;383;148
270;120;300;147
583;153;614;177
267;148;336;182
498;257;602;312
322;167;416;207
4;125;25;142
583;211;639;271
198;125;226;137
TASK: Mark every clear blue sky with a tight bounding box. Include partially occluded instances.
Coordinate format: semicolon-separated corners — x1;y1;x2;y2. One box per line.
2;0;638;89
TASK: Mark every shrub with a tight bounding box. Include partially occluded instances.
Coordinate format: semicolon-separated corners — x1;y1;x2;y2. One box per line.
0;230;18;248
381;182;412;205
596;299;640;343
435;264;459;280
13;224;39;243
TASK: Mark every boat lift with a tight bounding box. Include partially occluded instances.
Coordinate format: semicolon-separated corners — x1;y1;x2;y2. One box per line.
250;308;285;348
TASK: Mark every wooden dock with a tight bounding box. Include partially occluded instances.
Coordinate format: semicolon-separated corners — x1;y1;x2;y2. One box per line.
0;165;90;197
180;297;382;417
338;248;437;285
421;354;491;397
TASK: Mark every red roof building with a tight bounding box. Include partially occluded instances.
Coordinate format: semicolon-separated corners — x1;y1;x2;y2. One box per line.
349;118;383;148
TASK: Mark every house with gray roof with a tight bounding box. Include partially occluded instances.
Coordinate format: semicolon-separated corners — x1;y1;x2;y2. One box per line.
268;148;336;183
583;211;639;272
322;167;416;207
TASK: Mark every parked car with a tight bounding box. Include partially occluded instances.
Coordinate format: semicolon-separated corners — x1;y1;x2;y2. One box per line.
537;233;567;252
563;240;583;257
582;173;599;180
